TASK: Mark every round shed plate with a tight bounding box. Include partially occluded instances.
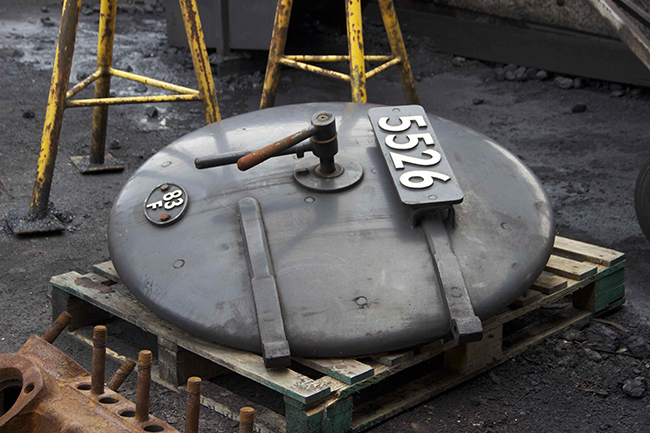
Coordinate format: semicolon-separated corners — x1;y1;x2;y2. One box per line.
108;102;554;358
143;183;188;225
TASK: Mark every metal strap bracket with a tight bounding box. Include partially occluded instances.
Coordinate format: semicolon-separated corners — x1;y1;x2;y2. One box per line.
237;197;291;369
423;210;483;344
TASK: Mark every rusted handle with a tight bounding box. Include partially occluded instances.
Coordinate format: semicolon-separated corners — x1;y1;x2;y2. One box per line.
236;125;317;171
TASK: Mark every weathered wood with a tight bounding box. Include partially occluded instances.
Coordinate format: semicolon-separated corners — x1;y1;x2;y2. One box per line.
194;381;286;433
294;358;374;385
483;276;581;331
573;281;626;312
376;351;414;367
285;395;353;433
157;336;228;386
512;289;542;308
92;261;122;283
444;326;503;375
81;271;115;286
594;268;626;292
553;236;626;267
545;255;598;280
532;273;568;294
51;286;112;331
50;271;331;405
502;310;593;359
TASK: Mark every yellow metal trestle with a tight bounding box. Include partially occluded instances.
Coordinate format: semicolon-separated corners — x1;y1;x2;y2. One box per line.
260;0;421;108
7;0;220;235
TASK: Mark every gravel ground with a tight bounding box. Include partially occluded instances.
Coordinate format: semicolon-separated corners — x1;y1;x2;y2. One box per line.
2;1;650;432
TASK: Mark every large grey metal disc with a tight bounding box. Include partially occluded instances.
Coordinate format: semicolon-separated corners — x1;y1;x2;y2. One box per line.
108;102;554;358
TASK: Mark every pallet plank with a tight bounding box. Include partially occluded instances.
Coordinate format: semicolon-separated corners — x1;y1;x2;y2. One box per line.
376;351;414;367
294;358;374;385
553;236;626;267
512;289;542;308
545;255;598;280
594;268;625;293
532;273;568;294
93;261;122;284
50;272;331;405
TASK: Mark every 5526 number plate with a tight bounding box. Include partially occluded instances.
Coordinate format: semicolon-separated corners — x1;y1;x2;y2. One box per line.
368;105;463;210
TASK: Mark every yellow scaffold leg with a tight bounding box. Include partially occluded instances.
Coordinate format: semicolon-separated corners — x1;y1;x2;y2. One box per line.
260;0;421;109
6;0;220;236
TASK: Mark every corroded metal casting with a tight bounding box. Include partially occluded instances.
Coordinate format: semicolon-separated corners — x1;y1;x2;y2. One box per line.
0;313;192;432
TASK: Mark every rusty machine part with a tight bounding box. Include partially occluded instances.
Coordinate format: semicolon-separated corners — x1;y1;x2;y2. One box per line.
108;102;554;367
0;313;204;432
238;407;255;433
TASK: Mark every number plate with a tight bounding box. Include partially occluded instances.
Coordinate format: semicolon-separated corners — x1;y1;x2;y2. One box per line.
144;183;188;226
368;105;463;210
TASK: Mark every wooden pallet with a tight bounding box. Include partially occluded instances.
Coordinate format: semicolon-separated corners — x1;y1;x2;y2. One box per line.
50;236;625;433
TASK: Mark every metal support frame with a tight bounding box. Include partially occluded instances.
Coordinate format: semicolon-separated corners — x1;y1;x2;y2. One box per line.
260;0;421;108
5;0;220;235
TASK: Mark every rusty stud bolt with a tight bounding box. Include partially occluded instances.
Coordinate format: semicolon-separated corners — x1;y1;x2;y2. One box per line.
91;325;107;395
184;377;202;433
42;311;72;344
238;407;255;433
135;350;153;422
160;184;169;191
160;213;171;222
107;358;136;392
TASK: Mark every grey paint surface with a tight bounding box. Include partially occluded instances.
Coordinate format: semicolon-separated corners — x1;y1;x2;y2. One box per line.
108;102;554;358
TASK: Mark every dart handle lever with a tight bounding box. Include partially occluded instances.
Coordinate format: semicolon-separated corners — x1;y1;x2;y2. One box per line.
236;124;318;171
194;142;313;169
193;112;338;174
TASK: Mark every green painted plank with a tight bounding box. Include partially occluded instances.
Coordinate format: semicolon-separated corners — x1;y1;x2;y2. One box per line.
594;269;626;293
595;284;626;312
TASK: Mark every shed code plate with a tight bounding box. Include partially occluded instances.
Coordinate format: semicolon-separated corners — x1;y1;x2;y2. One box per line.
368;105;463;208
143;183;188;226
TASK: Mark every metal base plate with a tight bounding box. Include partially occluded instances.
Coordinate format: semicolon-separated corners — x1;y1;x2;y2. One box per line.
293;155;363;193
70;153;124;174
5;208;65;235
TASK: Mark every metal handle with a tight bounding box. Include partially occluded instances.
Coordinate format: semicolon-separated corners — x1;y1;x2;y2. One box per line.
194;142;313;170
193;111;338;173
236;125;317;171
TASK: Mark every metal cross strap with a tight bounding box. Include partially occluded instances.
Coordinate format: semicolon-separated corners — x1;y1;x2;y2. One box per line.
423;211;483;344
237;197;291;368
